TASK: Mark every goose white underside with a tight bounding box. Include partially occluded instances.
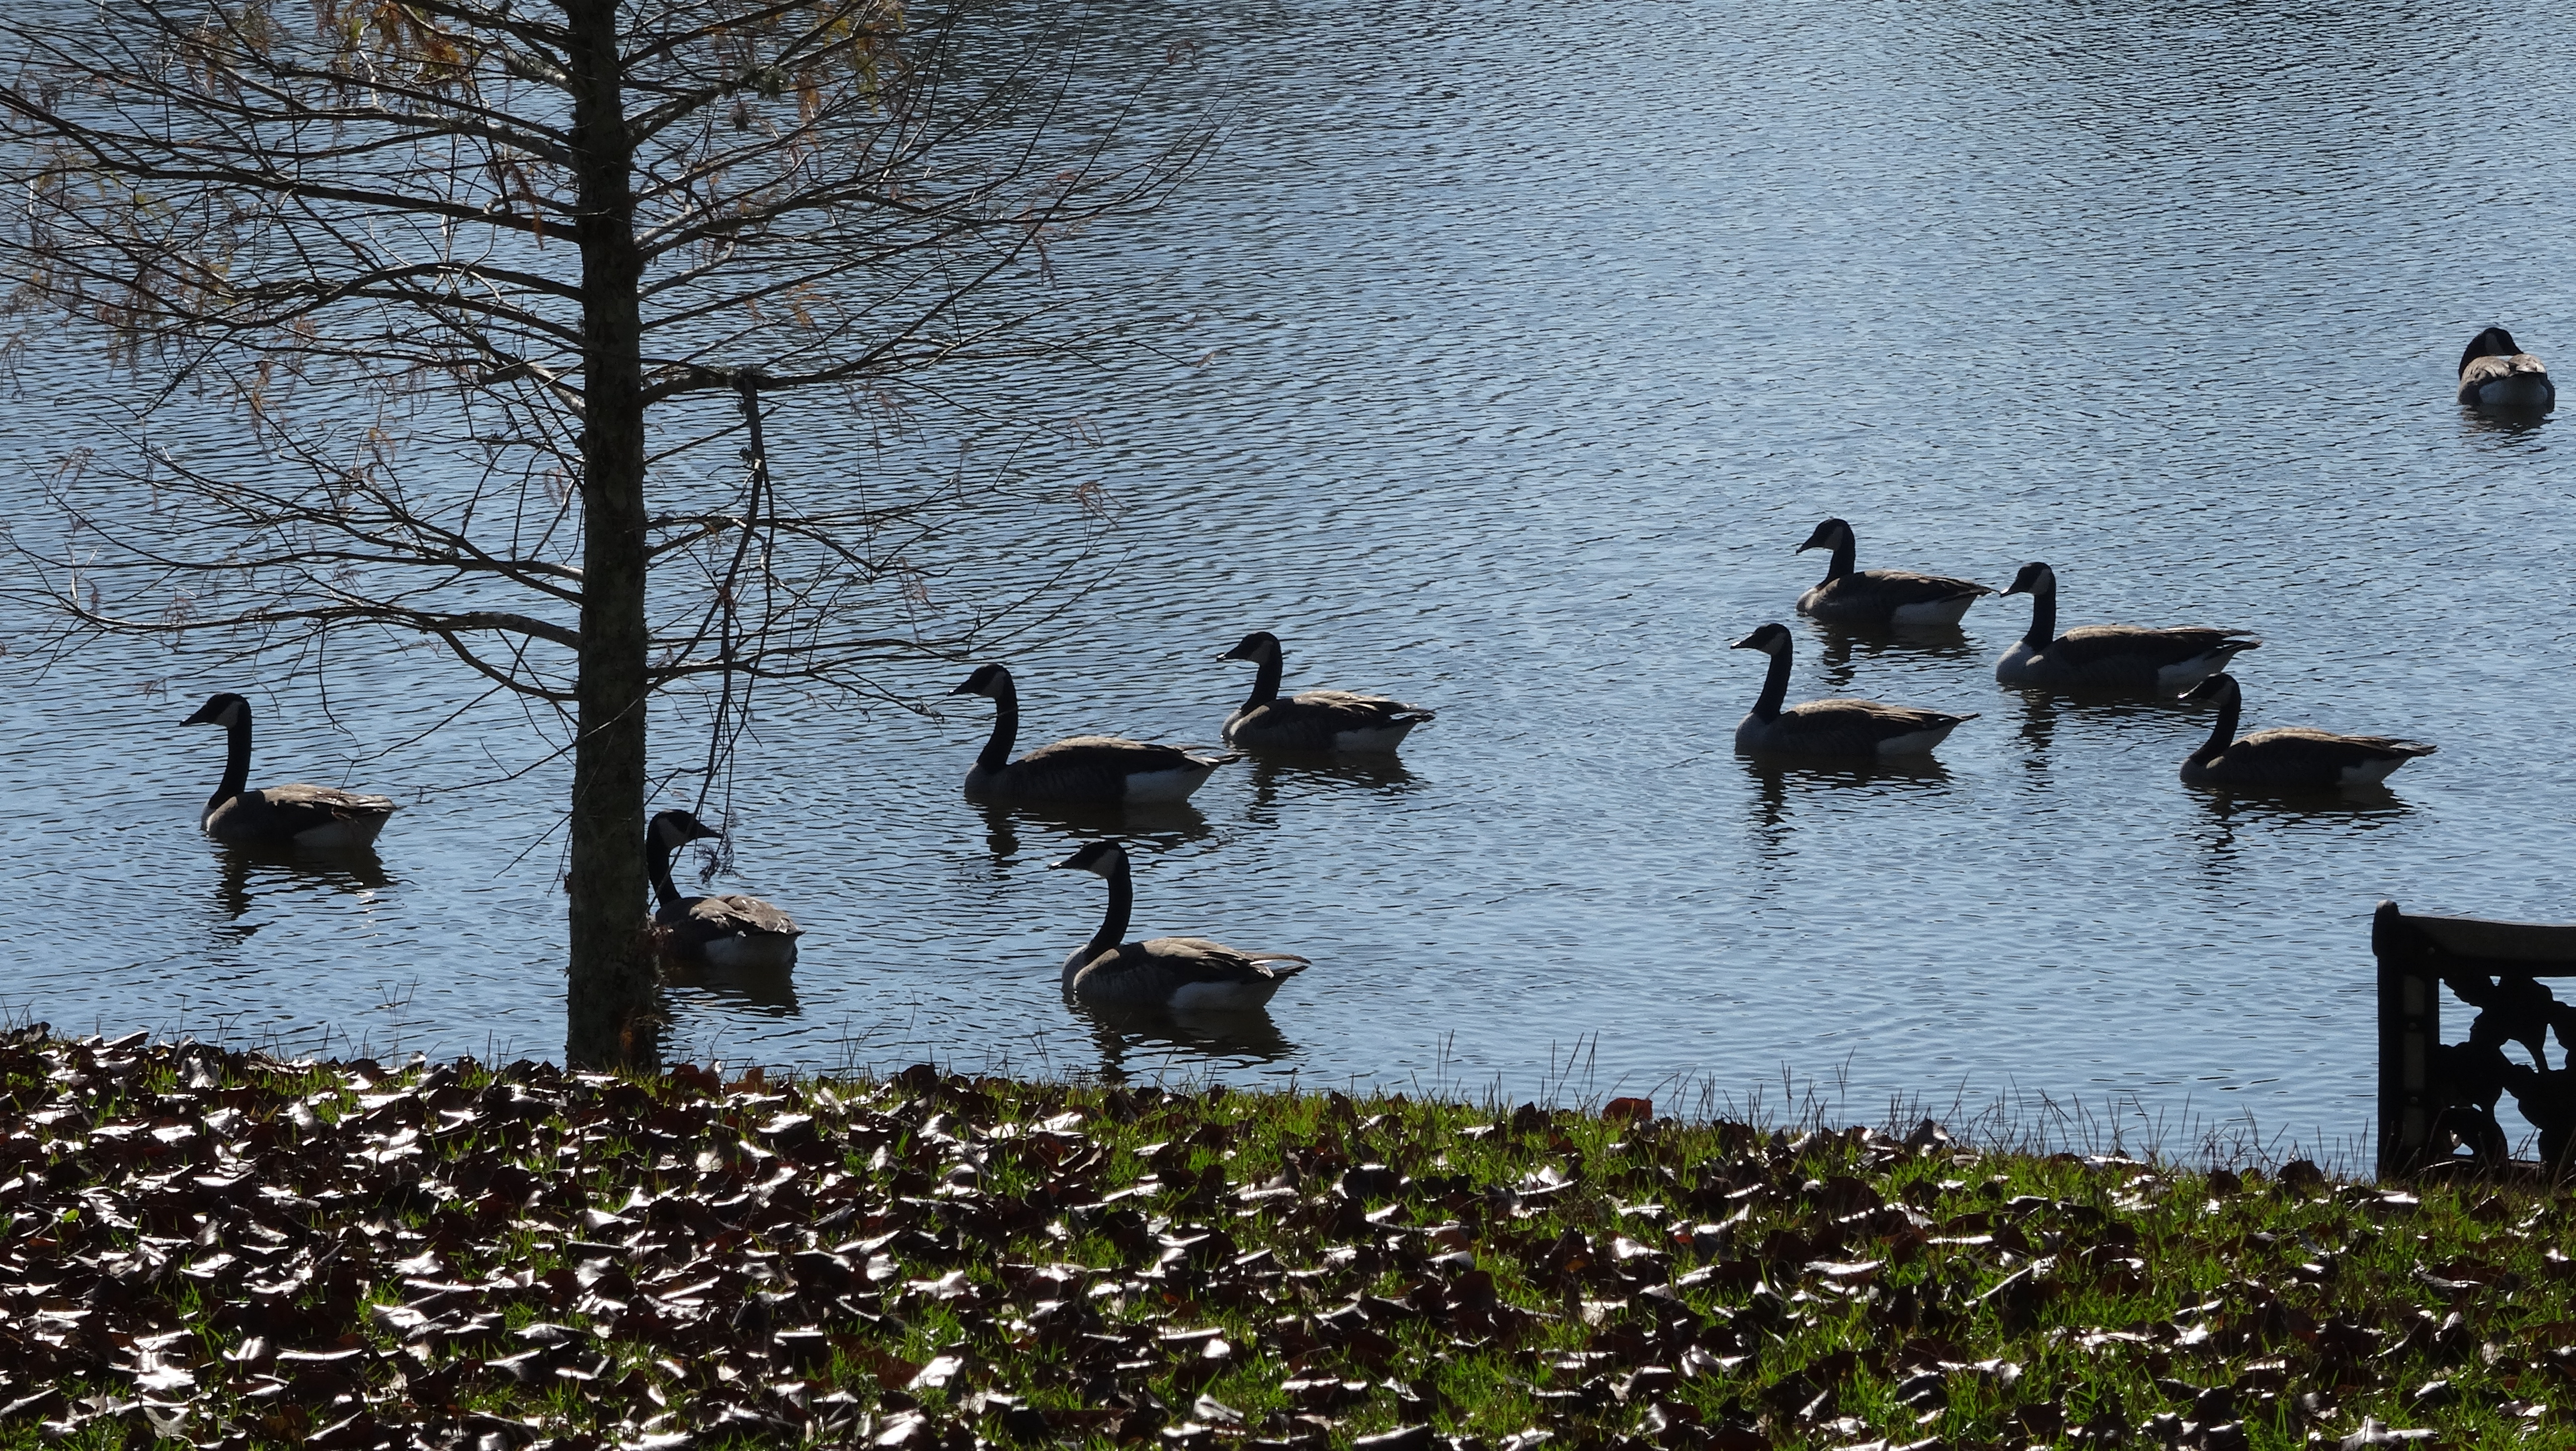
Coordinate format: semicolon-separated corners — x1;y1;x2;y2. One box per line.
2339;758;2410;787
1122;766;1220;803
253;816;390;850
1330;722;1424;752
1169;978;1288;1012
1889;596;1980;626
1873;726;1964;757
703;934;800;970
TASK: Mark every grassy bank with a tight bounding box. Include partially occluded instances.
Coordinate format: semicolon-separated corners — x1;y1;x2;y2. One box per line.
0;1028;2565;1451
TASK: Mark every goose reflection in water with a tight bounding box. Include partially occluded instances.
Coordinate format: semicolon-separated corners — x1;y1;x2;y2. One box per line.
210;846;393;942
972;797;1212;866
1739;752;1953;889
1076;1002;1297;1086
2190;786;2416;881
2011;687;2207;771
1244;752;1421;815
658;956;801;1016
1807;620;1976;699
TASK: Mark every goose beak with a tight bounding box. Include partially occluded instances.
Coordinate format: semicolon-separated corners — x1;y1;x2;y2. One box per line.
1729;632;1764;650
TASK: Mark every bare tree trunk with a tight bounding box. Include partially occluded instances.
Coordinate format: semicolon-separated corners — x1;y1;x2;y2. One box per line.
564;0;654;1070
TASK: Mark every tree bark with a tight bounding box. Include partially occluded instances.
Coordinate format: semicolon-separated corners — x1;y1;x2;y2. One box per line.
563;0;656;1070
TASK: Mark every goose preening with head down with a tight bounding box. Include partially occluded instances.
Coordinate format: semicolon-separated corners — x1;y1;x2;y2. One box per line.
2457;327;2555;413
1051;839;1310;1011
180;693;397;850
1731;623;1976;757
2177;674;2436;790
1217;631;1435;753
1794;518;1993;627
645;809;801;968
1994;562;2261;691
953;663;1236;804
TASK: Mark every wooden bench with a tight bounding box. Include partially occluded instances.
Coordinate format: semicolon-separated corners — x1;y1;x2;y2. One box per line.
2375;900;2576;1178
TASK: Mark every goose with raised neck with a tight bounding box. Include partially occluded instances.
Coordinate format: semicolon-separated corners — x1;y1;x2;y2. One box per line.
179;692;397;850
1994;562;2260;691
2176;674;2436;789
2457;326;2555;413
1217;631;1435;752
1792;517;1993;627
1729;623;1975;757
1051;839;1309;1010
644;808;802;968
953;663;1237;803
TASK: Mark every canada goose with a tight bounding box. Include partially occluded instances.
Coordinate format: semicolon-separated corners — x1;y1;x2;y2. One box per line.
1793;518;1993;627
2457;327;2556;412
1994;562;2261;691
952;663;1236;804
1217;631;1435;752
1730;623;1976;757
2177;674;2436;790
179;693;397;850
645;809;801;969
1051;839;1309;1011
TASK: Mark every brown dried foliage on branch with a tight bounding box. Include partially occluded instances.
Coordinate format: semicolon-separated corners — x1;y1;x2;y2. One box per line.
1;1029;2571;1451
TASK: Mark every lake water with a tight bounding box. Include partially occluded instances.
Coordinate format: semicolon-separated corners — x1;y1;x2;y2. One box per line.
4;0;2573;1168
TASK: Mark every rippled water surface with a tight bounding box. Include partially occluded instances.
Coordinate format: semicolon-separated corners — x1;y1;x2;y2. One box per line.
6;0;2574;1161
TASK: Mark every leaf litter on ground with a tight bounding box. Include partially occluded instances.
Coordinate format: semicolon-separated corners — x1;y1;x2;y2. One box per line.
0;1026;2570;1449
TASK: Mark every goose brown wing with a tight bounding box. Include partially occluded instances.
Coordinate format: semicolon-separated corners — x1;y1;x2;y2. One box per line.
1005;734;1235;793
1071;937;1309;1004
1770;699;1973;755
2460;351;2550;388
1286;690;1435;725
229;783;397;839
677;893;801;939
1853;568;1994;605
2048;624;2259;668
2234;727;2437;770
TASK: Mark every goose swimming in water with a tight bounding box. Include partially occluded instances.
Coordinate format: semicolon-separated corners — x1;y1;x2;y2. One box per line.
1994;562;2261;691
180;693;397;850
1794;518;1993;627
2457;326;2555;413
1217;631;1435;752
1051;839;1309;1011
1731;623;1976;757
953;663;1236;804
645;809;802;969
2177;674;2436;790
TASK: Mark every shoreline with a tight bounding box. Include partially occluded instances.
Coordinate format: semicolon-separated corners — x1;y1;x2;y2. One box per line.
0;1029;2558;1450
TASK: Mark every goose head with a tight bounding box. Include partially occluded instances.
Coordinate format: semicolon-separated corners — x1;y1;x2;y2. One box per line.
950;663;1014;698
1050;839;1130;877
649;809;723;850
1218;630;1283;663
1730;622;1794;657
2178;673;2241;706
1999;562;2057;598
182;692;249;729
2461;326;2525;375
1794;518;1855;555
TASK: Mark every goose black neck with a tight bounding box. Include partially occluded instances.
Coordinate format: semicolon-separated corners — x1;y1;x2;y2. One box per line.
1752;647;1792;719
2191;681;2242;762
1823;537;1856;582
645;828;684;910
977;677;1020;774
1242;646;1285;711
215;712;252;808
1087;859;1133;961
2021;583;2058;651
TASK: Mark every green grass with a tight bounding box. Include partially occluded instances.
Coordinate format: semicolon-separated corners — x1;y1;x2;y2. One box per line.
0;1028;2567;1450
